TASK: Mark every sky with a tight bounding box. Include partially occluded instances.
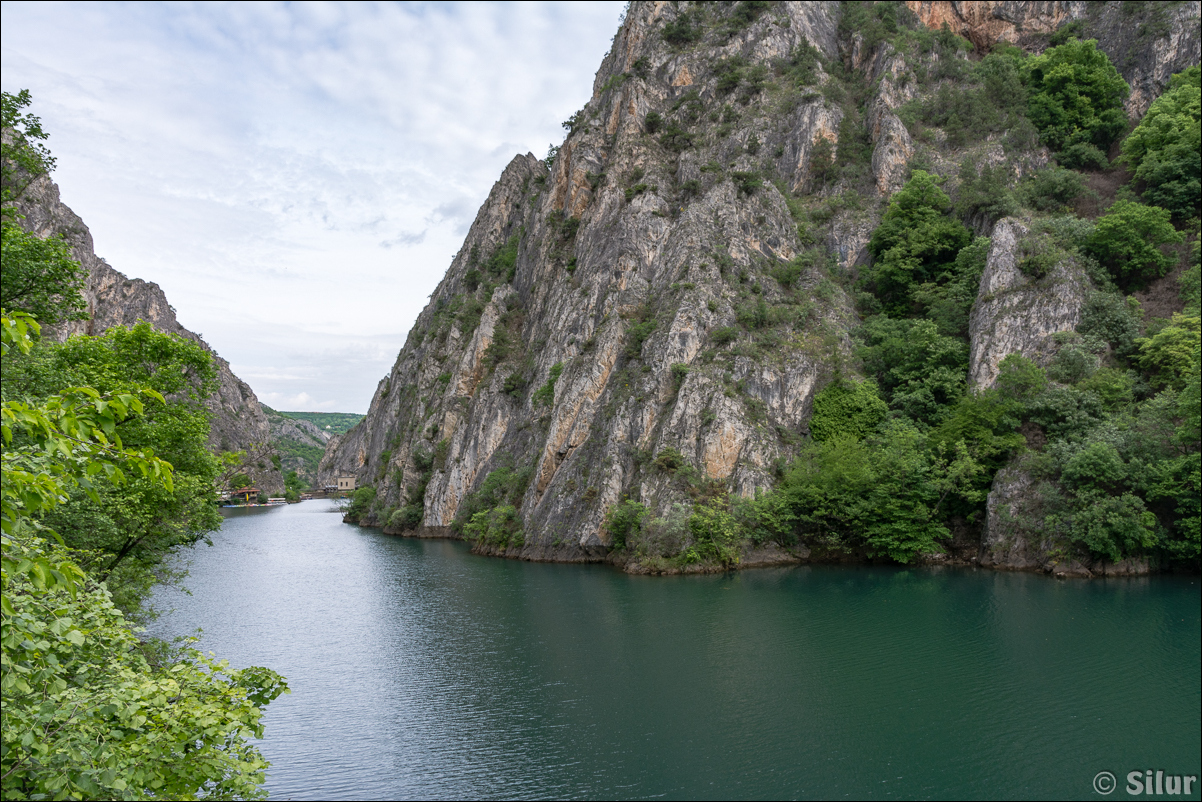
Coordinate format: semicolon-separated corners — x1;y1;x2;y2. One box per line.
1;0;626;412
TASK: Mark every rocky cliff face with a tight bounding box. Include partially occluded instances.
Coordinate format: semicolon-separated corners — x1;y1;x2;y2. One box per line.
967;218;1089;390
320;0;1196;572
905;1;1201;116
10;172;284;494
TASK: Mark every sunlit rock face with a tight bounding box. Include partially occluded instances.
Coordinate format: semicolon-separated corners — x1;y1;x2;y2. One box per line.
10;171;284;494
319;1;1193;571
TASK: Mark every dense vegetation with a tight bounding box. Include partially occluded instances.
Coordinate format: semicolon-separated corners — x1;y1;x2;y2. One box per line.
2;91;286;799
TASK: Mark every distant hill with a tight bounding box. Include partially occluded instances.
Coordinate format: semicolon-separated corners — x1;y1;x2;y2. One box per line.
275;411;365;435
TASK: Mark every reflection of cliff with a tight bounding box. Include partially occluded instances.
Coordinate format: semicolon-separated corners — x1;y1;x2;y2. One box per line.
11;172;284;493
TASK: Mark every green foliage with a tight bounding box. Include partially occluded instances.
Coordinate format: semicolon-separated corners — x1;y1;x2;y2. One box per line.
272;410;364;434
2;538;288;801
710;325;739;345
532;362;564;407
1;90;56;196
1025;37;1129;154
603;499;648;550
955;161;1018;224
658;124;695;153
1121;66;1201;217
1085;200;1183;287
344;485;376;522
780;422;975;563
1135;313;1201;390
485;233;521;282
867;171;972;314
1078;291;1142;355
453;463;533;537
726;1;772;34
662;8;704;46
687;502;741;566
731;170;761;195
625;305;657;358
910;236;990;338
808;378;888;442
5;322;222;614
388;504;423;531
902;51;1028;149
1019;165;1088;211
781;41;823;87
856;317;968;425
714;56;747;95
1;312;286;800
653;447;687;474
1017;233;1064;279
1;218;88;326
464;504;523;548
644;110;663;134
1057;141;1110;171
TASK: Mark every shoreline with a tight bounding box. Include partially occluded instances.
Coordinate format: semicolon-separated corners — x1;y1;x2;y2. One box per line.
344;516;1175;579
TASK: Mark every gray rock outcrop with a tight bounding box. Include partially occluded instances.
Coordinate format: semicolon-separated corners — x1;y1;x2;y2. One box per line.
8;171;283;493
967;218;1089;390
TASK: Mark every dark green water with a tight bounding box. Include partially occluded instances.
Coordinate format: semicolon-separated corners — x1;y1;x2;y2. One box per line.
151;500;1201;800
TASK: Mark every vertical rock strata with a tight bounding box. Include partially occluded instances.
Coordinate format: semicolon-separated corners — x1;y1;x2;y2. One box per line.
319;0;1198;571
9;172;284;493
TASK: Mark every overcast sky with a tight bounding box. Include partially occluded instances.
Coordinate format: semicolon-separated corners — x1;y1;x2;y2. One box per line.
1;0;625;412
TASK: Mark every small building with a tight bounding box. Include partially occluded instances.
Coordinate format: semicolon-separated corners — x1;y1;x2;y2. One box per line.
336;476;357;491
228;487;260;503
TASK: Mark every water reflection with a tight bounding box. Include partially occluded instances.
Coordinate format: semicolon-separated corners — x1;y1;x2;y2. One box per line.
152;500;1201;800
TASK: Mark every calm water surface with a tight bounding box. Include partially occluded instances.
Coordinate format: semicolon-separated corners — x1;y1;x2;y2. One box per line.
151;500;1201;800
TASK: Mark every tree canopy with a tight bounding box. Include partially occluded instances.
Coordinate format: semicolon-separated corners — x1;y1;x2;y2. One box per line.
1025;38;1129;154
1121;66;1201;218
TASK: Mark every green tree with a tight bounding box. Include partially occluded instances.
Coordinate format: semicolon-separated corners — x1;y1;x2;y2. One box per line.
1025;38;1129;154
1135;313;1201;390
1121;66;1201;218
855;316;969;425
1085;200;1183;287
808;377;888;441
1;311;288;800
5;322;222;614
1;89;55;195
867;171;971;314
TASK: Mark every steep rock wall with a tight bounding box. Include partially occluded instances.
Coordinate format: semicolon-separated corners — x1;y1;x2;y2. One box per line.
10;172;283;493
320;1;874;556
967;218;1089;390
906;1;1202;116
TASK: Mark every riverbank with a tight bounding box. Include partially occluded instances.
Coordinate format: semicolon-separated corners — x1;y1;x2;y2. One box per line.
356;517;1168;578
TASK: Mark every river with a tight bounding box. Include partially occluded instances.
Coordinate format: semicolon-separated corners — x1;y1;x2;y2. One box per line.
150;500;1201;800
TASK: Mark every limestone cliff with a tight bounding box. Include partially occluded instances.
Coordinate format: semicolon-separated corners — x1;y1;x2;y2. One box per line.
8;172;284;494
905;1;1201;116
320;0;1196;573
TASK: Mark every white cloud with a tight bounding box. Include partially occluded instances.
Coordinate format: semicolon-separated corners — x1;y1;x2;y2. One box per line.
1;0;625;412
259;391;338;412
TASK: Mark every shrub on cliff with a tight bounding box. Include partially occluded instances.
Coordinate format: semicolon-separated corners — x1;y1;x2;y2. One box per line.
1025;38;1129;154
1085;200;1183;287
867;171;971;314
808;378;887;442
1121;66;1201;218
